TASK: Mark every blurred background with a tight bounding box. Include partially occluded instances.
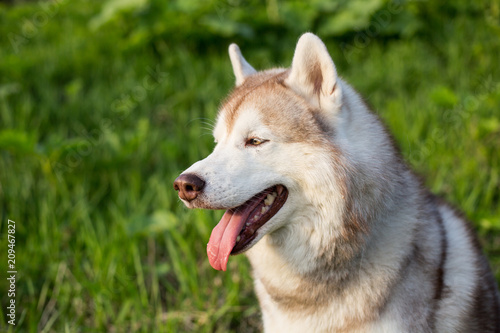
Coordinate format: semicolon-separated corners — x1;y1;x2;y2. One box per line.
0;0;499;331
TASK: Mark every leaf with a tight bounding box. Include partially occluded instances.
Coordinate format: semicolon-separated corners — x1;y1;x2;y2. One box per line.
430;86;458;109
319;0;386;36
89;0;148;30
127;210;179;236
199;15;254;38
0;83;21;98
0;129;35;154
479;117;500;135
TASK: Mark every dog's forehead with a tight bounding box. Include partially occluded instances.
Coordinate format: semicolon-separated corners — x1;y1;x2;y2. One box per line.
214;70;324;142
223;70;287;116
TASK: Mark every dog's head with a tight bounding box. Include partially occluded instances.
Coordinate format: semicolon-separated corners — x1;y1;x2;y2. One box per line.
174;33;352;271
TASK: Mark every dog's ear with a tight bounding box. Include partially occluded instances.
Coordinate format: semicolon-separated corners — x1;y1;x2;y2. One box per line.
229;44;256;86
286;33;342;111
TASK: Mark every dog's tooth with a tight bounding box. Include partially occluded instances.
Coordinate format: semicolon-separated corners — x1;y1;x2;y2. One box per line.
264;193;275;206
236;235;240;242
267;194;276;206
261;207;266;214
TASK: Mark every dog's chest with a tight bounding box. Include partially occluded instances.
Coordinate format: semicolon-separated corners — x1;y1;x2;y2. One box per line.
246;241;384;332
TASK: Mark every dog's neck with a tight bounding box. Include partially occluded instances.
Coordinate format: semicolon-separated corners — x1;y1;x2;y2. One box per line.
245;183;419;319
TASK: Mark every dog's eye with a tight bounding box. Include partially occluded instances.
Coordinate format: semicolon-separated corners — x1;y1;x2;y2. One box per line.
246;138;266;147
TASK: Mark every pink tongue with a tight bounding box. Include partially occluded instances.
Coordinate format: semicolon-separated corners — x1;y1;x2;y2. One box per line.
207;199;262;271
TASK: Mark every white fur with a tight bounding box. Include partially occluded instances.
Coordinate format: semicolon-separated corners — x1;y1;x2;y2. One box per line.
229;43;256;86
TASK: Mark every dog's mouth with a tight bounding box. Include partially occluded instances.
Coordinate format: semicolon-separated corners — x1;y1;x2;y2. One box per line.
207;185;288;271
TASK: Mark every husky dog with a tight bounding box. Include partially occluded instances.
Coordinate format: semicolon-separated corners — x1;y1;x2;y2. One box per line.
173;33;500;332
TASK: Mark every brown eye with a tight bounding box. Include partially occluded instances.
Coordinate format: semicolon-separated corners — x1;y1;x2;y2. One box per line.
246;138;266;146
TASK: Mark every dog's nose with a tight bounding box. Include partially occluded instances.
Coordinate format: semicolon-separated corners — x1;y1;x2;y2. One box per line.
173;173;205;201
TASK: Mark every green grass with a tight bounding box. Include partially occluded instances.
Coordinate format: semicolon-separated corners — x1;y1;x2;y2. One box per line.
0;0;499;332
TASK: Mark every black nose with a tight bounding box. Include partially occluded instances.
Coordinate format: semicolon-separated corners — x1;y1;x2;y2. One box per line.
173;173;205;202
